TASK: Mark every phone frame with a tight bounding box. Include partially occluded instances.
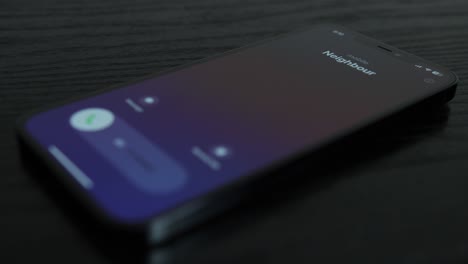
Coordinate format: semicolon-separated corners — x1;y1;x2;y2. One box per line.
16;24;459;244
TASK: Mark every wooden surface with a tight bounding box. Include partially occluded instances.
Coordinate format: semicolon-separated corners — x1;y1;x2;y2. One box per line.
2;0;468;263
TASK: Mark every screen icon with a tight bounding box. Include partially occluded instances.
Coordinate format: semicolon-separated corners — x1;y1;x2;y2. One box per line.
140;96;159;106
70;108;115;132
212;145;231;158
332;30;344;36
432;71;443;77
113;137;126;148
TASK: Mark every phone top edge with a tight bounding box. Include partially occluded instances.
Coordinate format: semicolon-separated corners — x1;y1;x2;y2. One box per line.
16;22;459;125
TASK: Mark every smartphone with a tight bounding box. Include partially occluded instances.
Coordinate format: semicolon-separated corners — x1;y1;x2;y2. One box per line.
17;24;458;243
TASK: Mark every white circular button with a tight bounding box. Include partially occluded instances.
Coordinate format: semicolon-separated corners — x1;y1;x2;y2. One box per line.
70;108;115;132
144;97;155;104
212;145;231;158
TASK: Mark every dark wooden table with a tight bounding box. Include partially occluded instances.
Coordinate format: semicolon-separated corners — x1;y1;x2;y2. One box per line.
2;0;468;263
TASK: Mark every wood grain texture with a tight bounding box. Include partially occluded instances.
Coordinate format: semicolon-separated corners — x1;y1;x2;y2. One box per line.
1;0;468;263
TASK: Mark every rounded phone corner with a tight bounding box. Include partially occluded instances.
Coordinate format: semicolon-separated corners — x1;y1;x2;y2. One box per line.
15;111;149;234
447;70;460;89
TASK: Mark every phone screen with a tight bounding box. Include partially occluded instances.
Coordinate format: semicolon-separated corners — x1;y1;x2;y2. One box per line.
24;25;456;223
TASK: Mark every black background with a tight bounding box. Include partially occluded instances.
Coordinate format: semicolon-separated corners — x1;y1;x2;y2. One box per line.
1;0;468;263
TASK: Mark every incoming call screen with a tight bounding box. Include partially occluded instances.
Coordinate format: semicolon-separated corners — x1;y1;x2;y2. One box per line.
25;25;453;222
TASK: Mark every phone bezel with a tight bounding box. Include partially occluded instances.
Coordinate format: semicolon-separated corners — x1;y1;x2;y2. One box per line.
16;24;459;238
